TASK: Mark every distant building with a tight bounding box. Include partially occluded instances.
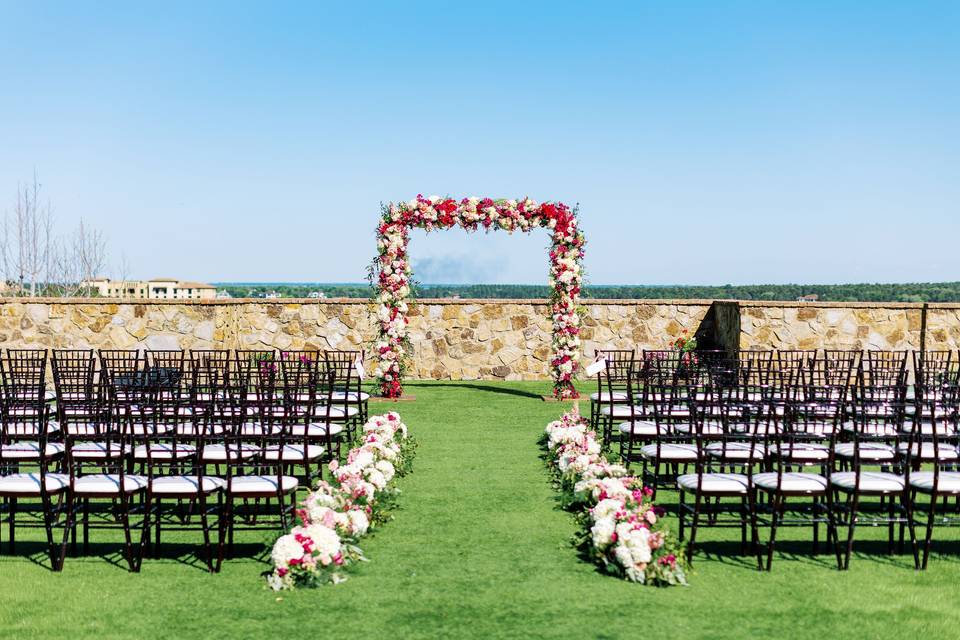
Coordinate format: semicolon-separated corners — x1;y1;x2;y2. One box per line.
82;277;217;300
307;291;327;299
797;294;819;302
216;290;232;299
263;291;281;299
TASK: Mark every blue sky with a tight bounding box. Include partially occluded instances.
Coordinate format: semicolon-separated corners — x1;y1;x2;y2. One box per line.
0;1;957;285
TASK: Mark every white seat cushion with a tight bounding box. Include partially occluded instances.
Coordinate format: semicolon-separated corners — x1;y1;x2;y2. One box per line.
600;405;641;418
176;423;227;436
705;442;766;461
3;421;59;436
731;422;782;435
834;442;896;461
590;391;628;402
0;472;69;494
641;443;698;461
239;422;281;436
0;441;65;459
753;471;828;493
897;442;959;461
910;421;957;436
71;442;132;459
73;473;148;495
62;407;100;417
910;471;960;494
678;473;750;494
133;443;197;460
64;423;104;436
618;421;661;436
128;423;176;436
201;443;260;462
831;471;904;493
263;444;326;462
150;475;226;495
228;475;299;494
330;391;370;402
770;442;830;461
674;421;724;436
793;423;837;437
291;422;343;437
317;406;360;419
841;422;899;437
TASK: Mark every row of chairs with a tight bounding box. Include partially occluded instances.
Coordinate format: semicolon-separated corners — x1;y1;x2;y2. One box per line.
0;348;371;573
589;348;960;571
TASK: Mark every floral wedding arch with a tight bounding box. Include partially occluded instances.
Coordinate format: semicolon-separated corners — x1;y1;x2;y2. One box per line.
371;195;585;399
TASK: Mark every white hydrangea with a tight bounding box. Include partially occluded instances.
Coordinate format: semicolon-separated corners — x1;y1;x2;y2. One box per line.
591;517;616;548
271;534;304;568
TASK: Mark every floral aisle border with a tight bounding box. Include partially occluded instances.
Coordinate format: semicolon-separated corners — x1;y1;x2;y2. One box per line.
371;195;585;399
268;412;417;590
543;409;689;585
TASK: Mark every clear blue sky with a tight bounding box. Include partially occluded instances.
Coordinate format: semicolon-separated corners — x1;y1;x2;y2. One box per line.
1;1;957;285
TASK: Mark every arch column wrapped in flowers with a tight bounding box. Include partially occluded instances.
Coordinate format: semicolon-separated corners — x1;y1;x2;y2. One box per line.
371;195;585;399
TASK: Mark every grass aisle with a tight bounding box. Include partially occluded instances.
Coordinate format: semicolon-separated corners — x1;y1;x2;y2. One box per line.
3;382;960;638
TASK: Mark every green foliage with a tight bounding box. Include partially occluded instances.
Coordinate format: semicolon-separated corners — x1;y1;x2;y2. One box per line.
214;281;960;302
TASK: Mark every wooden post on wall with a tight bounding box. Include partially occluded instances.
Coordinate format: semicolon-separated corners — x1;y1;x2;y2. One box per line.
920;303;928;354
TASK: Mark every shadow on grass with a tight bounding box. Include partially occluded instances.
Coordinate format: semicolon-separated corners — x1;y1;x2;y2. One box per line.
406;382;545;399
0;540;270;572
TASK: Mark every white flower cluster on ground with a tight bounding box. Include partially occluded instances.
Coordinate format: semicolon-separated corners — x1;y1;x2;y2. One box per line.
544;409;688;586
267;412;413;590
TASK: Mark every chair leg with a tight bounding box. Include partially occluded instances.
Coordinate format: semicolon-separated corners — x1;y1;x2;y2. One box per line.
842;494;860;571
154;498;162;559
688;493;703;566
215;496;227;573
766;495;785;571
119;494;136;572
812;495;820;555
826;488;841;567
199;494;215;573
42;494;61;572
82;498;89;555
137;494;152;572
739;496;747;555
57;493;75;571
217;494;233;572
887;496;896;555
749;489;762;570
922;494;938;570
677;490;685;541
906;489;920;570
8;497;15;554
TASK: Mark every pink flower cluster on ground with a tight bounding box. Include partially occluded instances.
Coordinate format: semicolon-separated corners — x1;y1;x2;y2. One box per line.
372;195;585;399
544;410;688;586
267;412;412;590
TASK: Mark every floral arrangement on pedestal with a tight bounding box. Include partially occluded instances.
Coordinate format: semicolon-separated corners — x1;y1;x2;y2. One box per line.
543;409;688;586
371;195;585;399
267;412;417;590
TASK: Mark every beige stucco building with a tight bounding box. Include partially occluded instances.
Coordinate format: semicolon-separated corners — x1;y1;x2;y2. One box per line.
82;278;217;300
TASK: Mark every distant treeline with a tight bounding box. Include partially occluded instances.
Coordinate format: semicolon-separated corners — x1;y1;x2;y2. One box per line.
217;282;960;302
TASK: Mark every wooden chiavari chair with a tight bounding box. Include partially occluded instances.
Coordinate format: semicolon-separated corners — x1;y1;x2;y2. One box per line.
0;389;67;570
325;350;370;425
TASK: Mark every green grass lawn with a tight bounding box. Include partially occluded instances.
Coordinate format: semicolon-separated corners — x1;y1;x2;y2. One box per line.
3;381;960;639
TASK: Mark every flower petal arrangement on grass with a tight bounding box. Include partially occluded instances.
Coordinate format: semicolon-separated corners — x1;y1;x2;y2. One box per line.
267;412;417;590
543;409;689;586
370;195;585;400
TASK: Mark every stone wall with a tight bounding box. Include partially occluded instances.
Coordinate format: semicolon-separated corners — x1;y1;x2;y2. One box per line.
0;298;958;381
924;305;960;352
739;301;924;351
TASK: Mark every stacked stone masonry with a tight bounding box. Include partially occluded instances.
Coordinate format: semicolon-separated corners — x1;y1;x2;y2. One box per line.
0;298;957;381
